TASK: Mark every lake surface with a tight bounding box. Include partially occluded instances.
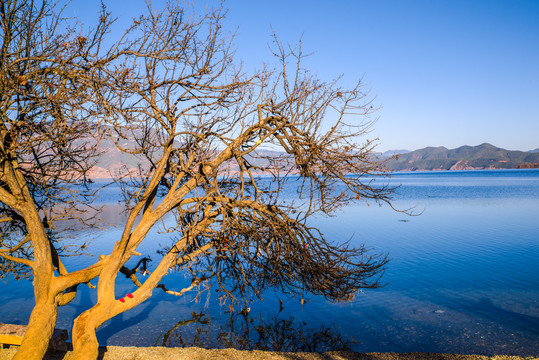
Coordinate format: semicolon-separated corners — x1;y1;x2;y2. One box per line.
1;169;538;356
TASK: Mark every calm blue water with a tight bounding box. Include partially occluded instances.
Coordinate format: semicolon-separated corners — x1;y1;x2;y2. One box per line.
1;169;538;355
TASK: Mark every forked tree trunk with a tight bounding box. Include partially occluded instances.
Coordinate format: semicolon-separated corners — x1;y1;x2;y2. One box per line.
70;249;182;359
12;293;57;360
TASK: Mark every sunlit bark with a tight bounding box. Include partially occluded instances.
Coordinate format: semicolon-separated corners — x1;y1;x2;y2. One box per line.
1;1;398;359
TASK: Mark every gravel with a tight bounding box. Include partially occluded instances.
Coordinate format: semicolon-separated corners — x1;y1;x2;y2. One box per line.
0;347;537;360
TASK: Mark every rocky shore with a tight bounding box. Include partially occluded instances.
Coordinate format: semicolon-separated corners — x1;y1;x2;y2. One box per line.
0;347;537;360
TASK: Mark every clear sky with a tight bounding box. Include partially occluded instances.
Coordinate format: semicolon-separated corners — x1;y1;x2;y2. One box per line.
71;0;539;152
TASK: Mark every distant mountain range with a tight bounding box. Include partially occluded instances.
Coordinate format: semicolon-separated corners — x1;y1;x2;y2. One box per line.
383;143;539;171
88;142;539;178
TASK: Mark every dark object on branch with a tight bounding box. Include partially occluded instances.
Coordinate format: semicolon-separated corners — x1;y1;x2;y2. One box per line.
120;257;151;278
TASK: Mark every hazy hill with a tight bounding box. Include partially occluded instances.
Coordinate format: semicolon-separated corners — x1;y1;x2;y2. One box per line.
90;138;144;178
89;140;290;179
384;143;539;171
381;149;410;157
88;141;539;178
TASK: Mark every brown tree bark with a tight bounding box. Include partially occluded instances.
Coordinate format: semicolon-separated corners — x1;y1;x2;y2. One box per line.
3;2;401;360
71;303;102;360
13;293;57;360
1;1;124;358
11;187;58;360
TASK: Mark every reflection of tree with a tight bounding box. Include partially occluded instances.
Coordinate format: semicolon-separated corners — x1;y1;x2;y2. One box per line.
157;311;352;352
155;312;209;347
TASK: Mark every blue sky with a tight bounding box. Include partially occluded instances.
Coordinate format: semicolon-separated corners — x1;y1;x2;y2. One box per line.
72;1;538;152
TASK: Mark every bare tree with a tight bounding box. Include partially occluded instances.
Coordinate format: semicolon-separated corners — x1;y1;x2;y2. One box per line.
0;0;124;358
1;1;396;359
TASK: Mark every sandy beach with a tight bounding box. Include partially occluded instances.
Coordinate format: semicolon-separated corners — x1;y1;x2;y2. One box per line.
0;346;537;360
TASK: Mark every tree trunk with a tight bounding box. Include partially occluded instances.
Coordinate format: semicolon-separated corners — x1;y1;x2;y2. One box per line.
70;304;102;360
12;294;57;360
13;214;57;360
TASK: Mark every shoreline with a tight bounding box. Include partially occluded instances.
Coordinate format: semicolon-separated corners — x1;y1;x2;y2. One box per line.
85;167;539;181
0;346;537;360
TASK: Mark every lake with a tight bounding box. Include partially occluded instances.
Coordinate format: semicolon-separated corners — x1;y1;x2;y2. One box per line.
1;169;538;356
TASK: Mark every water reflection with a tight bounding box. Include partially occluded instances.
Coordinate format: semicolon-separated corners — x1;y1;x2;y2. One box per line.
156;311;353;352
2;170;539;356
